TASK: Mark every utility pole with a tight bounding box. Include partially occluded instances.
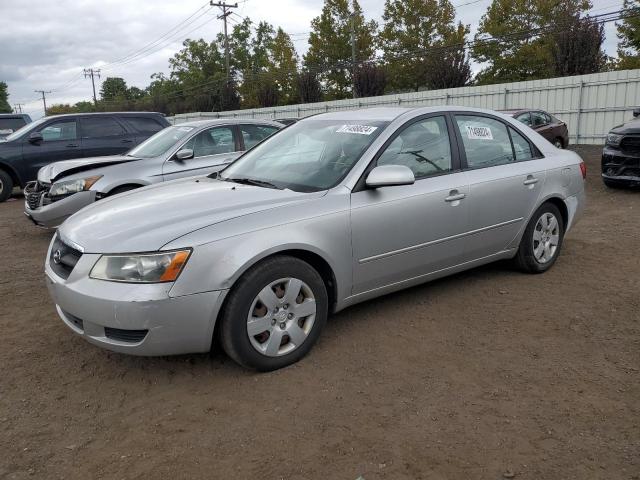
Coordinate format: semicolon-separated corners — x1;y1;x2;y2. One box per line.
13;104;23;114
34;90;51;116
350;10;357;98
83;68;101;104
210;1;238;81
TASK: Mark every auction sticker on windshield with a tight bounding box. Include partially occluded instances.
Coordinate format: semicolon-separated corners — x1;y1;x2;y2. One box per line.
336;125;378;135
465;125;493;140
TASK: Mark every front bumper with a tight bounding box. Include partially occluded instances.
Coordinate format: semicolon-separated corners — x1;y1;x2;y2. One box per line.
25;190;97;228
45;242;228;356
601;147;640;186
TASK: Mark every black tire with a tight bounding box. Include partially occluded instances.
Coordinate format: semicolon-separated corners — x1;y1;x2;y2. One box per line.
0;169;14;203
220;255;328;371
514;202;565;273
108;185;140;196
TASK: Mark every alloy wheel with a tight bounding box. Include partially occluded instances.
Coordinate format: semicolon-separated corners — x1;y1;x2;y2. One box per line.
533;212;560;264
246;277;317;357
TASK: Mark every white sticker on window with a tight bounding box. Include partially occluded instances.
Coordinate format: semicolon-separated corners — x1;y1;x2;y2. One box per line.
336;124;378;135
465;125;493;140
178;127;194;132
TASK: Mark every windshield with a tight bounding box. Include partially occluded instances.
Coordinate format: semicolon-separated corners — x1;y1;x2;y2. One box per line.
219;119;389;192
0;118;28;135
4;117;48;141
127;125;195;158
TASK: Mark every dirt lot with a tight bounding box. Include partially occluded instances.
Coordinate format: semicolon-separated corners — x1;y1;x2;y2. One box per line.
0;145;638;480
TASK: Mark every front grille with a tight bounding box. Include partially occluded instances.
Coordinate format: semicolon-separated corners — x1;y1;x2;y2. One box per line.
49;236;82;280
24;181;46;210
104;327;148;343
620;136;640;154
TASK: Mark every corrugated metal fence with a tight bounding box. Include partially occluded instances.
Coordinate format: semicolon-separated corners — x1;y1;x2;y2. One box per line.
169;69;640;145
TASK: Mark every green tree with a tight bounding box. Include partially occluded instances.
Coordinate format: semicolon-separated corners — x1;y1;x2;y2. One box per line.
353;63;387;97
472;0;592;84
380;0;469;92
0;82;11;113
268;28;299;104
304;0;378;99
100;77;129;101
297;70;323;103
617;0;640;69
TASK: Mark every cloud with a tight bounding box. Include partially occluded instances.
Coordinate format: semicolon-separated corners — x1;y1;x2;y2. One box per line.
0;0;625;118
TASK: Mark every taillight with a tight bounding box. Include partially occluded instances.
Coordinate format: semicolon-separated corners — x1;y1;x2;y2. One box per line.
579;161;587;180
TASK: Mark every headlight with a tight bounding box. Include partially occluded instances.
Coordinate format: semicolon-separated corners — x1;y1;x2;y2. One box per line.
606;133;623;146
89;249;191;283
49;175;102;197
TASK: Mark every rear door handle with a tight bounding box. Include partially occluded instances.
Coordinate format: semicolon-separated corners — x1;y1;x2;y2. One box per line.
523;176;539;186
445;192;466;202
66;143;79;148
121;139;133;143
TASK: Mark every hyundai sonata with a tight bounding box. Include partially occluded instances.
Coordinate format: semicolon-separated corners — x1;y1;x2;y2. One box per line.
45;107;586;371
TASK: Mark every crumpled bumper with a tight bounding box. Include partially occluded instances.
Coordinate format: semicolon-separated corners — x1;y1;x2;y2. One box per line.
25;190;96;228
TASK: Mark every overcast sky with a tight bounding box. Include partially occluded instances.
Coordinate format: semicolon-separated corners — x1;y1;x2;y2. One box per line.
0;0;625;119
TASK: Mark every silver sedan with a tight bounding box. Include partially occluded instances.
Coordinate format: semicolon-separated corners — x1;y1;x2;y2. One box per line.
45;107;586;371
24;119;281;227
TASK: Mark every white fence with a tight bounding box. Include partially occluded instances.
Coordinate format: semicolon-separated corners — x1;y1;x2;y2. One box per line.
169;69;640;145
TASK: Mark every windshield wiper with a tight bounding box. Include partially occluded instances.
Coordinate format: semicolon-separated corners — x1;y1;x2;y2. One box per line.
224;177;282;189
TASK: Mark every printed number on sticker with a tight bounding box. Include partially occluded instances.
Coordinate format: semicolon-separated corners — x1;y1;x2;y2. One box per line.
336;125;378;135
465;125;493;140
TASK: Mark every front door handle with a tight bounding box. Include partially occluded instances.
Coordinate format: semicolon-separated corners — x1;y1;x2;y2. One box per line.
121;139;133;143
524;176;539;186
445;192;466;202
66;143;79;148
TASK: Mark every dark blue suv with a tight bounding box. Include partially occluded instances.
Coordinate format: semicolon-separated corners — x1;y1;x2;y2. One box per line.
0;112;170;202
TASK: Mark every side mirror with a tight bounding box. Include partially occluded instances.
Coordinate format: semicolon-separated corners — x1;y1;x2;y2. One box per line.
29;131;43;144
366;165;415;188
175;148;194;160
633;108;640;118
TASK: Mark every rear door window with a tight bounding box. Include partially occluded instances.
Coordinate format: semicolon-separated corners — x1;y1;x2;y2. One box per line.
455;115;515;168
515;112;532;126
80;116;125;138
125;116;165;134
40;120;77;141
240;124;280;149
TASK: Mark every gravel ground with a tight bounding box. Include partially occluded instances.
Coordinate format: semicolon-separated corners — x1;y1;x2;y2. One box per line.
0;145;638;480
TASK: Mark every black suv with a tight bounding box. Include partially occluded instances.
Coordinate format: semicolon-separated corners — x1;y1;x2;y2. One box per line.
602;108;640;188
0;114;32;139
0;112;169;202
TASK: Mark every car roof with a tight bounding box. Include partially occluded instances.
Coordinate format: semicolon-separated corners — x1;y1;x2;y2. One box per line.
0;113;31;119
40;112;165;120
174;118;283;128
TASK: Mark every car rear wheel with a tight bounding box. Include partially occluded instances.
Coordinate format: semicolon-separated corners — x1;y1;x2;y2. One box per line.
220;255;328;371
514;203;564;273
0;169;14;203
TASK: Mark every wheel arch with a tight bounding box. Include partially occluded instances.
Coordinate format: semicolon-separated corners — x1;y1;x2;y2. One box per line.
0;162;22;188
104;182;146;195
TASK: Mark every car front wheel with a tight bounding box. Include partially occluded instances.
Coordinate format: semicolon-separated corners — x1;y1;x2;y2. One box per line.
0;169;14;203
220;255;328;371
515;203;564;273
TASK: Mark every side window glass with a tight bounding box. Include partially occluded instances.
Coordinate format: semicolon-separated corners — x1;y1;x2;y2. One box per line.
40;121;77;141
186;127;235;157
127;117;164;134
531;112;547;127
510;127;535;161
241;124;279;149
81;117;124;138
455;115;514;168
516;112;532;126
377;116;452;179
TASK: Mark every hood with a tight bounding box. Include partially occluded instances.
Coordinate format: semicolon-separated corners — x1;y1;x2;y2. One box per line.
610;118;640;135
59;177;324;253
38;155;140;183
